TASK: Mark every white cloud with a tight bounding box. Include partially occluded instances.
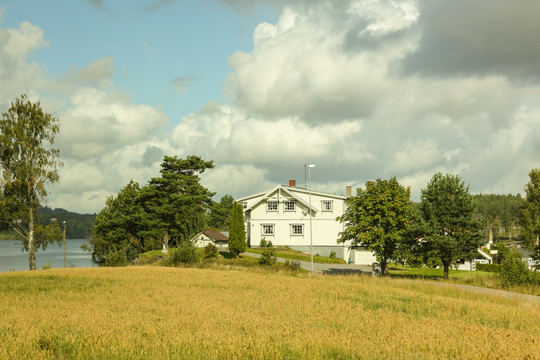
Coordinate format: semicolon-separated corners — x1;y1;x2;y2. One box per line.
3;1;540;213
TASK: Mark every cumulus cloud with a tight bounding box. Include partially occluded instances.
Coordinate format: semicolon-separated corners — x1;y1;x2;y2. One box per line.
401;0;540;81
3;0;540;213
181;0;540;201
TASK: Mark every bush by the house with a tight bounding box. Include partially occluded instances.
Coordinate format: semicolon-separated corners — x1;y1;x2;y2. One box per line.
258;248;276;265
476;263;500;273
329;250;336;259
259;238;273;248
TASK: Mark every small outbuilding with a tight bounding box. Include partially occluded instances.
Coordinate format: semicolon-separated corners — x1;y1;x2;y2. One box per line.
192;230;229;249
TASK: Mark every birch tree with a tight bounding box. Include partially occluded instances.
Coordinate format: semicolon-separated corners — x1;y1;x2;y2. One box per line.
0;95;63;270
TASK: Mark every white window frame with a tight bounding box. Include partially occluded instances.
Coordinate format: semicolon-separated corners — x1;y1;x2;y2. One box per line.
262;224;275;236
241;201;248;210
284;201;295;212
321;200;333;212
267;201;278;212
290;224;304;236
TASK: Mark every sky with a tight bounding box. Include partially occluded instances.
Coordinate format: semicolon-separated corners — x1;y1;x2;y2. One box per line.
1;0;539;214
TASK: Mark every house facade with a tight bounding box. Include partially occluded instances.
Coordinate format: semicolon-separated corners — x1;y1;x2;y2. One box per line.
236;180;376;264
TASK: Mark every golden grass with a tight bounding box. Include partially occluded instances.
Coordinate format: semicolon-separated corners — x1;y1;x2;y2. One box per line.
0;267;539;359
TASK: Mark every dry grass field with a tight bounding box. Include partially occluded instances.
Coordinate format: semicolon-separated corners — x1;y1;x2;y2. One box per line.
1;266;539;359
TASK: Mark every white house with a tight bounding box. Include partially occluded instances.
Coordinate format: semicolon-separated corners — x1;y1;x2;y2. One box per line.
236;180;376;265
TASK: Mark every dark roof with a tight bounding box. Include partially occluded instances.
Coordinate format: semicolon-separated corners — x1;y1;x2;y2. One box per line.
203;230;229;241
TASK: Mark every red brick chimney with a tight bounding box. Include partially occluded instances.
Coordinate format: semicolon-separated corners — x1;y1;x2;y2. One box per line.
289;179;296;187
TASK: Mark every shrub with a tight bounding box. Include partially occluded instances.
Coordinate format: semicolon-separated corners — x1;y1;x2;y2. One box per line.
203;243;219;259
284;259;301;272
476;264;500;273
260;238;267;247
499;250;539;287
266;241;273;248
258;248;276;266
329;250;336;259
168;242;199;266
42;262;52;270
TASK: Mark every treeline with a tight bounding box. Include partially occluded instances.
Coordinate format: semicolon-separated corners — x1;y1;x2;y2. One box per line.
473;194;524;240
39;207;96;239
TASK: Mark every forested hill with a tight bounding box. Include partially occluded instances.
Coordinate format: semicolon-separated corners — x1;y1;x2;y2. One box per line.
39;207;96;239
473;193;524;240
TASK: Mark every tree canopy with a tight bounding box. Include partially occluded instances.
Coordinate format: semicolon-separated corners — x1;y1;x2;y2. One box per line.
419;173;485;279
338;177;411;275
519;168;540;250
228;201;247;257
0;94;63;270
86;155;215;265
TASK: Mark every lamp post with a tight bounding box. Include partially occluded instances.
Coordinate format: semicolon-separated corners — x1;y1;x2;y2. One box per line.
305;163;315;273
63;221;66;268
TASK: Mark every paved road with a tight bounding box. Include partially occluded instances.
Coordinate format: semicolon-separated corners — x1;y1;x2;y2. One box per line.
241;251;540;303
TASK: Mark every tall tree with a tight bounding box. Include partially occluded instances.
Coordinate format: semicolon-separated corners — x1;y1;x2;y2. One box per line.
85;180;161;266
519;168;540;250
228;201;247;257
338;177;412;275
208;194;234;230
419;173;485;279
138;155;215;247
0;95;63;270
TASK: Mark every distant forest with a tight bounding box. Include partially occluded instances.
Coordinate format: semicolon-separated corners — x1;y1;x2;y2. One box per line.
39;207;97;239
473;193;524;241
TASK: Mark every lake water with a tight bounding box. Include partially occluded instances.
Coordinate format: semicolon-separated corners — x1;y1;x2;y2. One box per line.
0;239;95;272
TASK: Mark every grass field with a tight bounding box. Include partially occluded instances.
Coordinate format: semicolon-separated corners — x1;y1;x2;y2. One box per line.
1;267;539;359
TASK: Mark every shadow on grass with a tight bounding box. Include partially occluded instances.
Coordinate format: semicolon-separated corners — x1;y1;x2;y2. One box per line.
219;251;237;259
219;251;253;260
388;273;444;280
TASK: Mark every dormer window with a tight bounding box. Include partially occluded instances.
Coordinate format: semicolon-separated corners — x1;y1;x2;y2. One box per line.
267;201;278;211
284;201;295;211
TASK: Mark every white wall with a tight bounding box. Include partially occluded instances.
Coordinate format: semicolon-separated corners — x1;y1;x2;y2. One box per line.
244;186;348;248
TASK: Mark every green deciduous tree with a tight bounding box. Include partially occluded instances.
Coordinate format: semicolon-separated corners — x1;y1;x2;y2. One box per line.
208;194;234;230
85;180;161;266
419;173;485;279
519;168;540;250
338;177;412;275
0;95;63;270
228;201;247;257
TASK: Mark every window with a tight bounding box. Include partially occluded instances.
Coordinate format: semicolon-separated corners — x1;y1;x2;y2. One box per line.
262;224;274;236
267;201;278;211
241;202;248;210
321;200;333;212
290;224;304;236
284;201;295;211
